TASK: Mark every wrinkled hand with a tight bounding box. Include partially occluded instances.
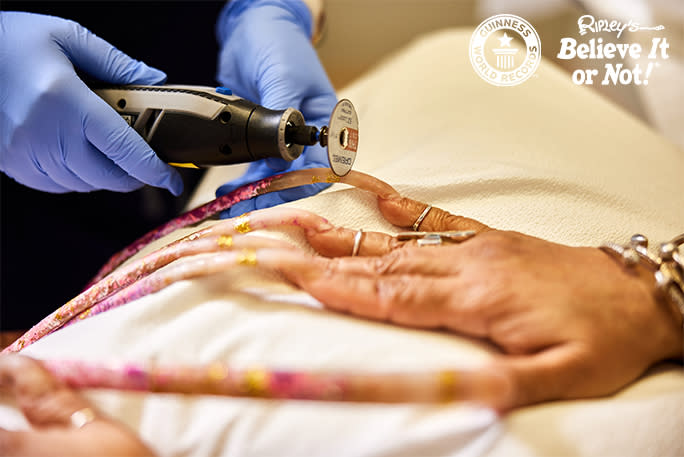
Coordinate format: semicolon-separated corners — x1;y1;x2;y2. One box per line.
282;197;684;410
0;355;154;456
215;0;337;216
0;12;182;195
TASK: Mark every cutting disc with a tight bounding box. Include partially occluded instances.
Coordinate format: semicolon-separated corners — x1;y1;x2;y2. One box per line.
327;99;358;176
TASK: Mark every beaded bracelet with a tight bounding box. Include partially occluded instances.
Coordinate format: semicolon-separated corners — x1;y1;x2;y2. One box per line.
600;233;684;328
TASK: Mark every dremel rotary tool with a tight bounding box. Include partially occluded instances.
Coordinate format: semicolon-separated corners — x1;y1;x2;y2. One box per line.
95;85;358;176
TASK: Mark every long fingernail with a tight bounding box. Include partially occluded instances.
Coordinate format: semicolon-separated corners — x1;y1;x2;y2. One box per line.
378;192;403;201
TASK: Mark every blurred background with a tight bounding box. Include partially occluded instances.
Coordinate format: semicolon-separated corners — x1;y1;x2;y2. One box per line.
315;0;683;149
1;0;681;332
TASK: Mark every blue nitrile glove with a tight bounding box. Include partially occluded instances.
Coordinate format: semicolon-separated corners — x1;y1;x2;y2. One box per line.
215;0;337;217
0;12;183;195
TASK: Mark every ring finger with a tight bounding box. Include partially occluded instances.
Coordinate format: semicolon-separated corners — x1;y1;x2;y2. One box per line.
307;199;487;260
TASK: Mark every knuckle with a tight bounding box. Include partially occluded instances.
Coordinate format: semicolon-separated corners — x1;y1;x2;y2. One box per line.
57;18;92;48
375;276;414;319
430;209;485;232
458;267;513;321
45;16;79;39
490;315;534;354
466;231;521;260
372;249;413;275
322;257;345;277
58;18;80;32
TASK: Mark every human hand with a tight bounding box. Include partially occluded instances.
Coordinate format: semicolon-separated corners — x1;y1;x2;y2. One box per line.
0;355;155;456
0;12;182;195
281;197;684;410
215;0;337;216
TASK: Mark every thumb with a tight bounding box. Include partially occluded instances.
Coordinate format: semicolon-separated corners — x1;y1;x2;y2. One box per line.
378;197;490;233
59;20;166;85
259;74;305;112
491;343;596;410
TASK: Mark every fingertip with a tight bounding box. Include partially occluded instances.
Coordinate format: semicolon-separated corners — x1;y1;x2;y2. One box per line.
142;66;167;85
126;61;167;85
165;169;184;196
216;183;238;198
137;160;183;196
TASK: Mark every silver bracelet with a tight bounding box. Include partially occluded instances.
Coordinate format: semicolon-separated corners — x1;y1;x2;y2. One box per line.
600;233;684;324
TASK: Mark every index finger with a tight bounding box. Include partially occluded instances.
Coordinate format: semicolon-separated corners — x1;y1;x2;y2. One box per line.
82;90;183;196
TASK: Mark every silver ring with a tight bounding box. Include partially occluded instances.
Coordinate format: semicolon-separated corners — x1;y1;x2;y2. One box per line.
417;233;443;247
412;205;432;231
396;230;476;243
70;407;97;429
352;229;363;256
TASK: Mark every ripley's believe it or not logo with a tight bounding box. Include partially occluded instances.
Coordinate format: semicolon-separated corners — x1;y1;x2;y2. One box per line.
469;14;541;86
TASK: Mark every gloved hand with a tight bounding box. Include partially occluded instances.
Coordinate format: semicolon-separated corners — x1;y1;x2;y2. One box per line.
0;12;183;195
215;0;337;217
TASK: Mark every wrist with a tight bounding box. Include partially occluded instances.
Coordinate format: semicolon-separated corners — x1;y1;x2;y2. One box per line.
659;275;684;361
217;0;314;43
641;268;684;362
601;234;684;363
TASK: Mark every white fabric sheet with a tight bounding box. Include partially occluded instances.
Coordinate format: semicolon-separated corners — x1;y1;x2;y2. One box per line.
2;29;683;457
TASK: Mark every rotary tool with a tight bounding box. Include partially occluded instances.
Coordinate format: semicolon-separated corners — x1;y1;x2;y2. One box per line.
95;85;358;176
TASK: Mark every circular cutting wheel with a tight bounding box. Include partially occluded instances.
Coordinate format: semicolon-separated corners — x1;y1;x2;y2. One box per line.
327;99;358;176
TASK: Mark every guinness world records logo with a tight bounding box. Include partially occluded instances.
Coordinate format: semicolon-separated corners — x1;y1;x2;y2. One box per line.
469;14;541;86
